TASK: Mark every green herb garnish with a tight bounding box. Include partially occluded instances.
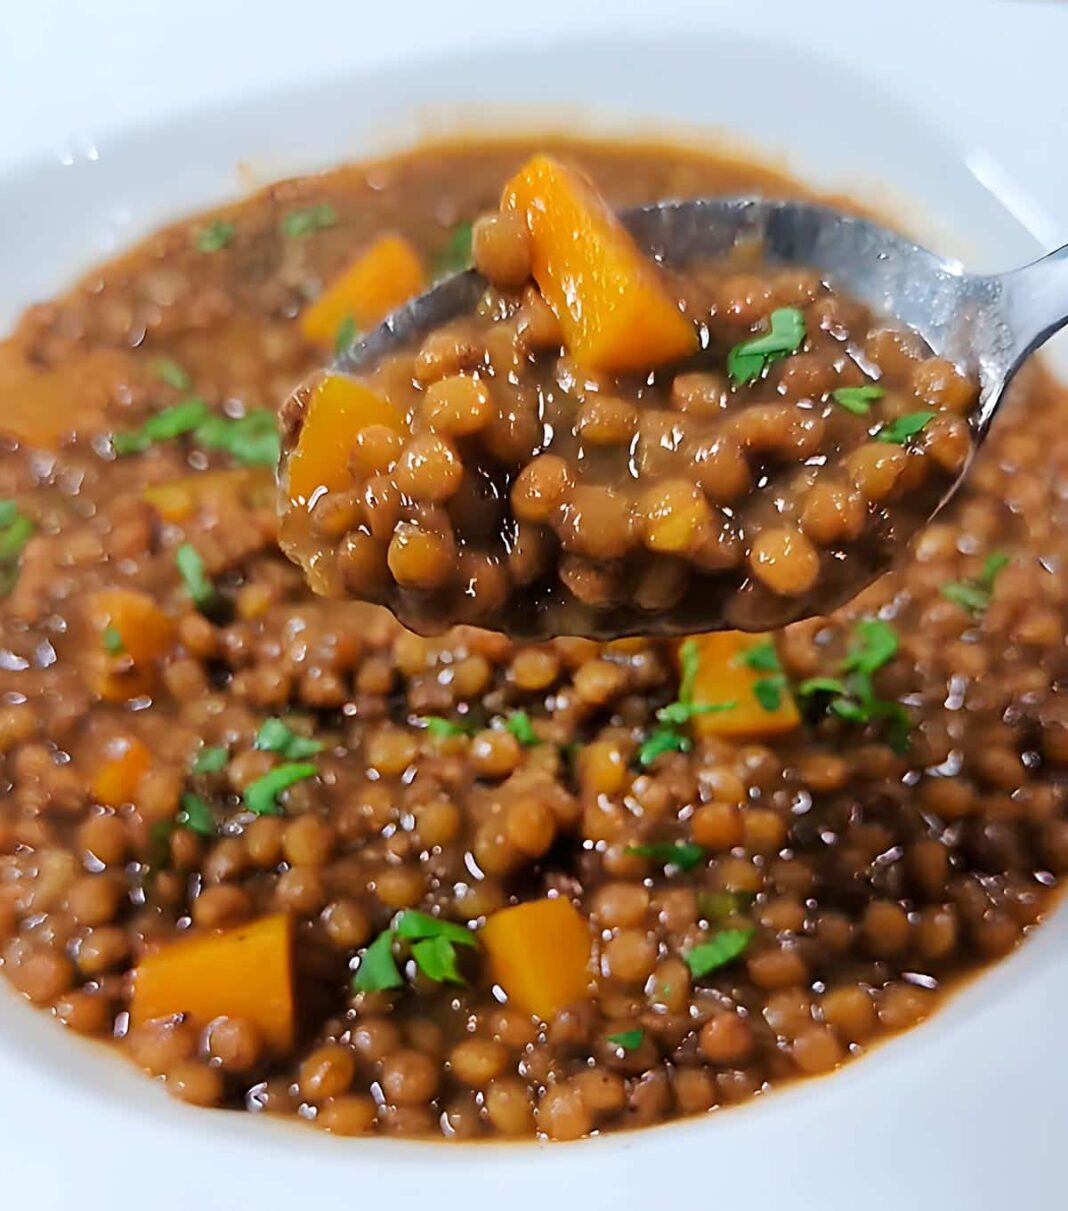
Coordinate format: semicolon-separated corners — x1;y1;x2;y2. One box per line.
395;910;478;949
196;220;236;253
191;745;228;775
102;626;125;655
175;543;217;611
410;935;463;983
176;793;217;836
876;410;937;444
420;716;474;738
254;717;324;760
353;930;403;992
637;728;691;766
0;509;34;595
0;501;17;529
503;710;539;746
727;307;806;385
625;841;705;872
655;700;736;727
685;928;754;978
193;409;280;467
842;617;899;675
831;384;885;415
940;551;1010;615
606;1029;643;1052
334;314;358;357
243;762;318;816
678;638;701;703
150;358;192;392
113;398;212;455
738;639;780;672
433;220;474;279
280;204;337;238
753;675;788;712
377;910;479;987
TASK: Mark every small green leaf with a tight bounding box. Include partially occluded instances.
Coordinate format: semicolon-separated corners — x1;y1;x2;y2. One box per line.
194;409;279;467
395;909;477;948
191;745;228;775
727;308;806;385
738;639;780;673
175;543;217;611
254;717;324;760
353;930;403;992
504;710;539;746
176;793;217;837
150;358;192;392
411;935;464;984
625;841;705;872
753;675;787;712
656;700;736;726
0;501;17;528
685;928;754;978
420;716;473;738
280;204;338;238
843;618;898;676
196;219;236;253
334;313;359;357
981;552;1010;586
638;727;691;767
434;220;474;278
677;638;701;704
113;398;212;455
243;761;317;815
831;384;885;415
606;1029;643;1052
875;410;936;444
102;626;125;655
796;676;849;698
940;581;991;614
0;514;33;564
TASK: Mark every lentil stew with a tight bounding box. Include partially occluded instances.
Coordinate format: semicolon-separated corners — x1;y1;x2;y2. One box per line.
279;155;979;639
0;137;1065;1142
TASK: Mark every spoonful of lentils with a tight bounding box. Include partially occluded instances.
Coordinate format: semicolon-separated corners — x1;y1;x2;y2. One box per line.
277;154;1068;640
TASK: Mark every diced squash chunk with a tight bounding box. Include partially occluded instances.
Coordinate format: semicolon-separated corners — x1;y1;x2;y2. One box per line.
689;631;800;738
132;914;294;1051
286;373;406;507
480;896;591;1020
300;234;425;347
143;466;274;523
87;588;177;701
92;735;152;807
502;155;697;372
0;343;139;449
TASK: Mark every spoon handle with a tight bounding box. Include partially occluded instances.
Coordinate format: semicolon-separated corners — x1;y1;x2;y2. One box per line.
996;243;1068;371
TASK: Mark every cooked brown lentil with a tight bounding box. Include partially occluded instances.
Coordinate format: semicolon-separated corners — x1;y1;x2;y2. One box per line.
0;136;1063;1144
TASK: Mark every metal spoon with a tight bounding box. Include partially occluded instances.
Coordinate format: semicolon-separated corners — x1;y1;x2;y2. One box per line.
328;198;1068;634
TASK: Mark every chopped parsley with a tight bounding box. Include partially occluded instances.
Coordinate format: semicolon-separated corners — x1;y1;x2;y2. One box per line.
737;639;789;712
176;793;216;837
685;928;754;978
196;219;236;253
606;1029;643;1052
112;397;211;455
433;220;474;279
637;728;691;767
831;384;885;415
243;762;318;816
641;640;733;765
193;409;280;467
352;930;403;993
175;544;217;612
280;204;338;238
726;308;806;385
355;910;478;993
334;314;358;357
940;551;1010;615
876;410;937;444
677;638;701;702
150;358;193;392
655;700;736;726
191;745;228;775
753;675;788;711
254;717;324;760
420;716;474;738
797;617;910;752
0;506;33;596
625;841;705;872
503;710;539;747
102;626;125;655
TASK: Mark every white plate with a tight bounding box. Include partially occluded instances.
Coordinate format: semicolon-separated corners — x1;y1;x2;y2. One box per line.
2;3;1067;1209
